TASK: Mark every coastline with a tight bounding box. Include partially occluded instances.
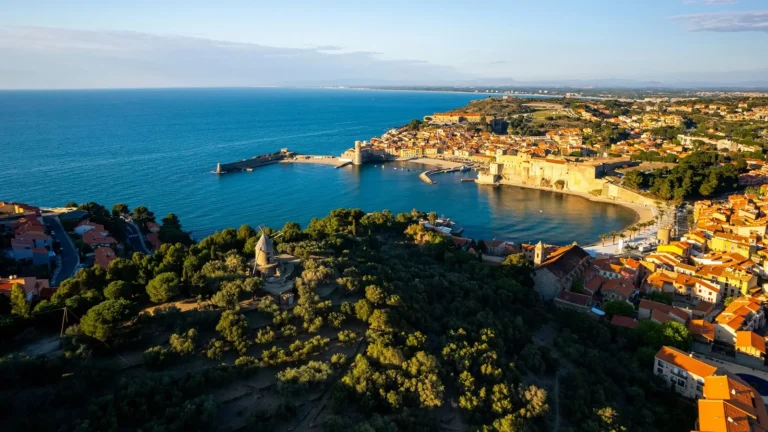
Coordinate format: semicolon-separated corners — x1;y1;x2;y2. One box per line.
476;180;658;250
485;180;656;225
401;157;465;169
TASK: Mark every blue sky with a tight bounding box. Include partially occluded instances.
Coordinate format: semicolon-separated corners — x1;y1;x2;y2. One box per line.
0;0;766;88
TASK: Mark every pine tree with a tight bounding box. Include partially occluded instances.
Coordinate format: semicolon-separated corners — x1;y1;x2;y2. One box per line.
10;283;31;318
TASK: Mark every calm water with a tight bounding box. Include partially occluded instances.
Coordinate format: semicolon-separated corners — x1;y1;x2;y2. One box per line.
0;88;636;244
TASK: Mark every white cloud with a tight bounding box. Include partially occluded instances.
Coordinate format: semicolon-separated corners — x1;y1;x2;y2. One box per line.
0;26;471;89
673;10;768;32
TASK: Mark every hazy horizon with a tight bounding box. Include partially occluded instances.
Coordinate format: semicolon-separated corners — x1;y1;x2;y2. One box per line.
1;1;767;89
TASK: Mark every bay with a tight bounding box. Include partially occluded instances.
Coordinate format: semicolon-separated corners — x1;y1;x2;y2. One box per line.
0;88;636;244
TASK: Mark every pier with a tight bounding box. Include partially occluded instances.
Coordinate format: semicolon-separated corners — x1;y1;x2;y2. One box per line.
216;149;342;175
419;166;463;184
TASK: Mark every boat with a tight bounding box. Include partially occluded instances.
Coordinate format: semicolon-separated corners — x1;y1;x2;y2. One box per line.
460;165;470;172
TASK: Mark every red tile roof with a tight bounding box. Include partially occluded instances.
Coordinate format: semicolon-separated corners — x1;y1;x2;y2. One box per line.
610;315;638;329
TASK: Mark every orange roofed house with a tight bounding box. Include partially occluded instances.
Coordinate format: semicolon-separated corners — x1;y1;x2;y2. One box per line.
531;241;591;300
693;374;768;432
735;330;767;367
0;276;51;299
715;297;765;345
655;346;720;399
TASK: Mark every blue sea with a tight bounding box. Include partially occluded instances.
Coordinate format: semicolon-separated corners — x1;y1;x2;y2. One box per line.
0;88;636;244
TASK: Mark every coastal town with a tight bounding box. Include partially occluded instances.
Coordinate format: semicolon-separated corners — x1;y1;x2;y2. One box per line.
3;95;768;431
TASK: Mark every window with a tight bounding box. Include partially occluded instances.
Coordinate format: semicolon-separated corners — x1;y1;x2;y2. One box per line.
657;367;663;375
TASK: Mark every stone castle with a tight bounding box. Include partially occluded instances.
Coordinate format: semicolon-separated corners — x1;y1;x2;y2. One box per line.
476;153;657;207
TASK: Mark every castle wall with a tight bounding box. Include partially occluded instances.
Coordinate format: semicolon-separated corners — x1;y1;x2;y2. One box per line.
604;183;657;206
496;155;604;193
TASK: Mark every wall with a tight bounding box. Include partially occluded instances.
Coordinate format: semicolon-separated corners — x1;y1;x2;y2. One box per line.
604;183;657;206
533;269;562;301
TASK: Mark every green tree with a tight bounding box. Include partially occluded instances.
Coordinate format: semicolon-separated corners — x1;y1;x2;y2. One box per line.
111;203;129;218
104;280;131;300
146;272;180;303
646;291;674;305
10;284;30;318
355;299;373;322
80;299;133;342
603;300;634;317
131;205;155;225
216;310;250;354
364;285;386;305
169;328;197;356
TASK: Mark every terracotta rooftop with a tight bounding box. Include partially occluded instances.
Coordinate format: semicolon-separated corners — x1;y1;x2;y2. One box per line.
610;315;638;329
655;346;718;378
736;331;766;355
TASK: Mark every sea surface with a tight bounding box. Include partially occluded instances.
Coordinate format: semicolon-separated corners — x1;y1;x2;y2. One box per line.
0;88;636;244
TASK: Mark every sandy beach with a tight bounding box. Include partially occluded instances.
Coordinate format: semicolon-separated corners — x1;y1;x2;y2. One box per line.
401;157;465;169
491;180;656;225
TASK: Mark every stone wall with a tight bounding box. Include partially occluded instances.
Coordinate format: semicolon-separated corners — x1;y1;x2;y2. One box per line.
496;154;622;194
603;183;657;206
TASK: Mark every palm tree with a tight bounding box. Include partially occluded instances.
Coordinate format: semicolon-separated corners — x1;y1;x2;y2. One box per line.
610;230;618;245
629;225;639;239
600;233;608;246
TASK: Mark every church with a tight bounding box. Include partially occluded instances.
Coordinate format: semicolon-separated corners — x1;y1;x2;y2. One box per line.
532;241;591;300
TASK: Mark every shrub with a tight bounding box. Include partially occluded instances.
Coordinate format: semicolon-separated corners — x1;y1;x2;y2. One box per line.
143;346;172;368
338;330;357;346
254;327;275;344
328;312;346;329
169;328;198;356
304;316;323;333
277;361;332;395
206;339;225;360
331;353;348;368
281;324;297;337
340;301;354;316
235;356;259;368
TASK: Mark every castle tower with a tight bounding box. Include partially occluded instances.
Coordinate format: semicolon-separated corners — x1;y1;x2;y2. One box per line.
534;241;547;267
353;140;363;165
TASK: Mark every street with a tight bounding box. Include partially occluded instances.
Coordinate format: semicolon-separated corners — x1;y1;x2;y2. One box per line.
122;219;152;255
44;215;79;286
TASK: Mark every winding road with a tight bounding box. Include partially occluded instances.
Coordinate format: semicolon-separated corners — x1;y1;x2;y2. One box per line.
44;215;79;286
122;219;152;255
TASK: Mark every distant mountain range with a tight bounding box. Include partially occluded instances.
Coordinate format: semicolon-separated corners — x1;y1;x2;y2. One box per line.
295;76;768;91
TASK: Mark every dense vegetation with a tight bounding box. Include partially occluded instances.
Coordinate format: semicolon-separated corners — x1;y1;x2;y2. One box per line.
0;207;695;431
622;150;743;201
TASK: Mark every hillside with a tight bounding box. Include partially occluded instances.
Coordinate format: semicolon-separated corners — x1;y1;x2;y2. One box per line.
0;208;695;431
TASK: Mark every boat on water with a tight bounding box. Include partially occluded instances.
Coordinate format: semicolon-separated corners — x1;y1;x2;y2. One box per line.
460;165;470;172
427;217;465;236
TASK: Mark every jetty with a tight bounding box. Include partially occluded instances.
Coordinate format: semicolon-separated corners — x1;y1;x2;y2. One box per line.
419;166;463;184
216;149;342;175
